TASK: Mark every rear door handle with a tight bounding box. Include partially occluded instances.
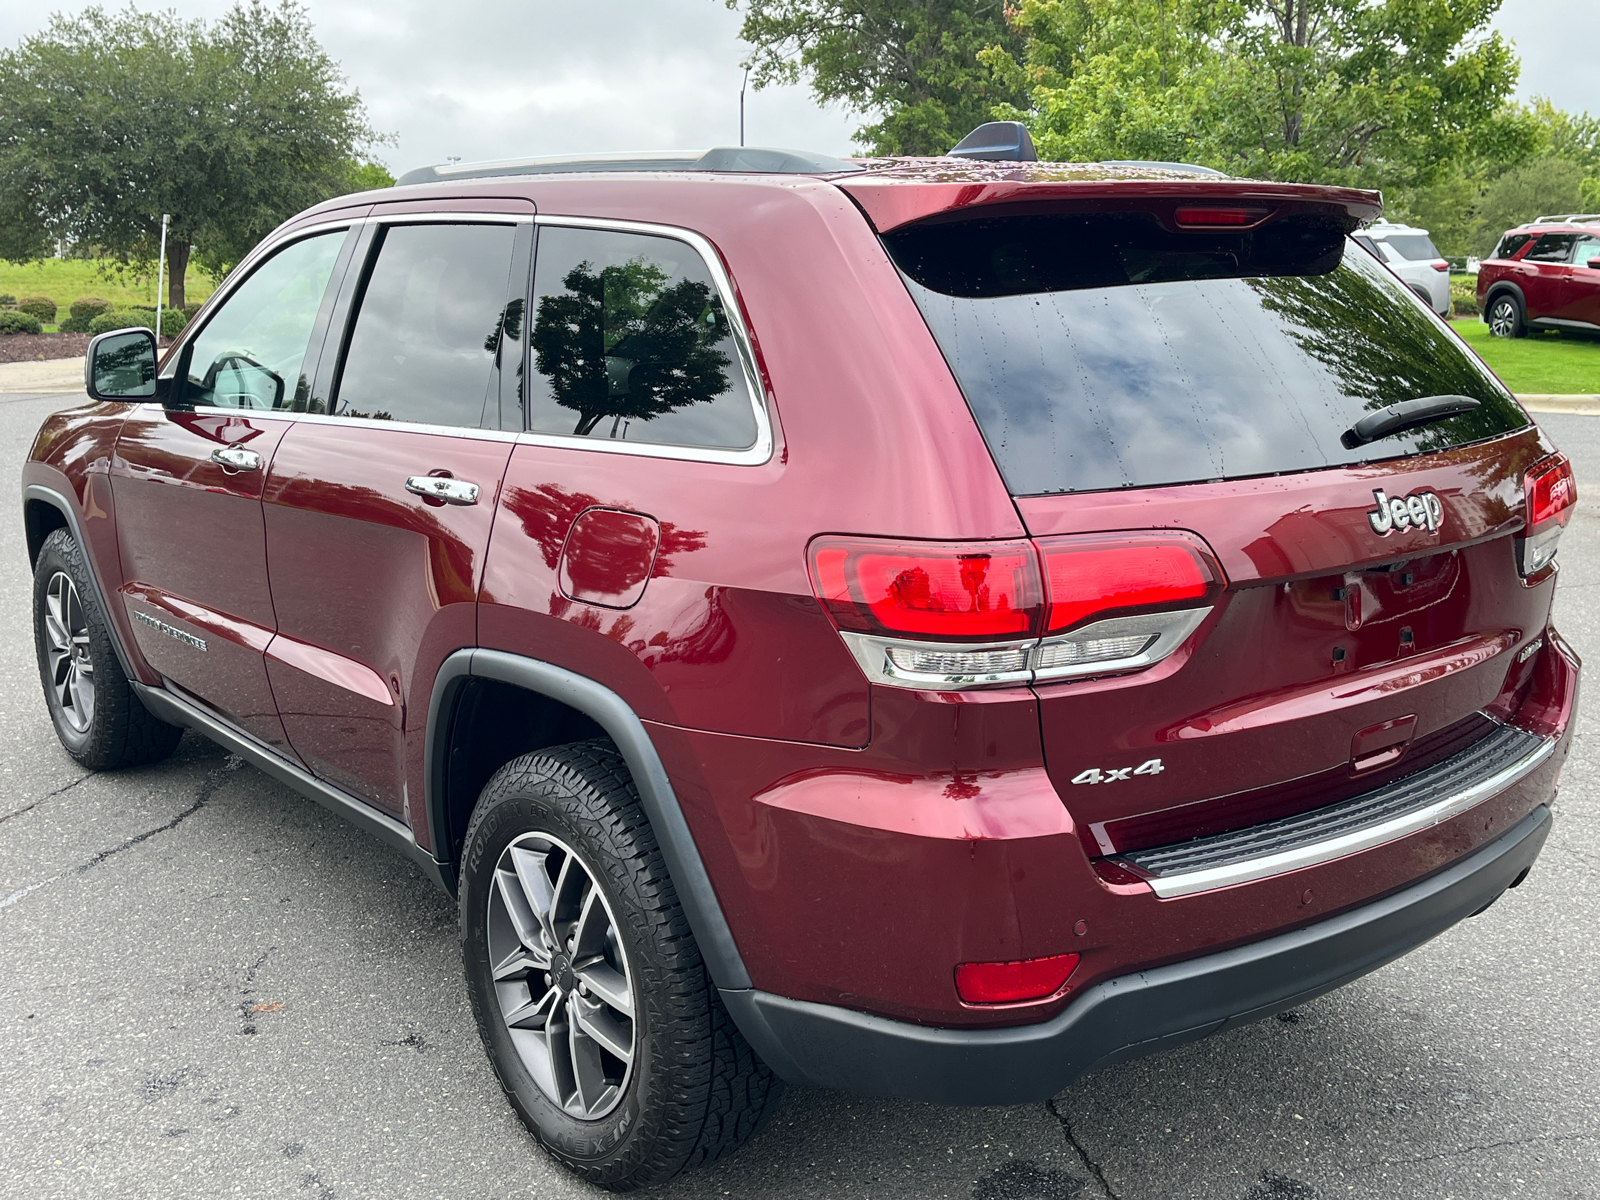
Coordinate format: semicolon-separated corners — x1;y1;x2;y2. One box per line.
405;475;480;505
210;446;262;473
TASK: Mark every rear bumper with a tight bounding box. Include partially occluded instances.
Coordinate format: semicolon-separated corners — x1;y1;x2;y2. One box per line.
722;804;1552;1105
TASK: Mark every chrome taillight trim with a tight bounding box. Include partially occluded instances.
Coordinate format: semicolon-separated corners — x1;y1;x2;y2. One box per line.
837;606;1213;691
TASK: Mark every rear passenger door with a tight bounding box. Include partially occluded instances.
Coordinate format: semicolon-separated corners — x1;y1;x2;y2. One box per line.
1517;233;1577;319
262;214;533;817
1556;233;1600;325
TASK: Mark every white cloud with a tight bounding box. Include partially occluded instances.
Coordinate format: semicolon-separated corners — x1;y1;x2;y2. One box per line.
1;0;1592;180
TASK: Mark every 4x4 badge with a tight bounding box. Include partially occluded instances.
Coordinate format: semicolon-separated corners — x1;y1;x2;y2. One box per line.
1367;488;1443;536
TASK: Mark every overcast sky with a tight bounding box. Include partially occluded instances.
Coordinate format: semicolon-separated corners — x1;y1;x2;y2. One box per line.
1;0;1594;174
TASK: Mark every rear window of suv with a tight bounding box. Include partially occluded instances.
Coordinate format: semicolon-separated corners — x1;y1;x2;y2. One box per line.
1374;233;1441;260
886;212;1527;496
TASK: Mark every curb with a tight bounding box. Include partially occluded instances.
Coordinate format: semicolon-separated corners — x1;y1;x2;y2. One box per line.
1517;395;1600;416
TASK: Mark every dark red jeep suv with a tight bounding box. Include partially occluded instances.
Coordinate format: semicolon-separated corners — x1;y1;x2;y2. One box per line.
1478;215;1600;338
24;131;1579;1189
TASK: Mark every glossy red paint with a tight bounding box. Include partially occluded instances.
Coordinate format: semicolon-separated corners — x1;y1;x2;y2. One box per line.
262;420;512;816
28;166;1580;1047
110;405;296;756
1477;222;1600;327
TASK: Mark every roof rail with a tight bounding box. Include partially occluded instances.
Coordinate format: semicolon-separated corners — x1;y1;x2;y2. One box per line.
1534;213;1600;224
1100;159;1227;177
396;147;862;185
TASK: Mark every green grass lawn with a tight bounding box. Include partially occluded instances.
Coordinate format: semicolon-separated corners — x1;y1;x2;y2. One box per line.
1451;317;1600;395
0;258;216;311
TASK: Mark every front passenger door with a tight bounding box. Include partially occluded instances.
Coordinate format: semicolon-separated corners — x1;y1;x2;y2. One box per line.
262;217;531;818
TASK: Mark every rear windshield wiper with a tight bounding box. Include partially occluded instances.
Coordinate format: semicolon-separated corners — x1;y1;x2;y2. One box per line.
1341;395;1481;449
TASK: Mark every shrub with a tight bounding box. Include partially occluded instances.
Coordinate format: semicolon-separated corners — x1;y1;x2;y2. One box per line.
1450;275;1480;317
17;295;57;323
0;294;15;307
0;310;44;335
87;308;154;335
69;296;114;323
158;308;187;337
181;301;204;318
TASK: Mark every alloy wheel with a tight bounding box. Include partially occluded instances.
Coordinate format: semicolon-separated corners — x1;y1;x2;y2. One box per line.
44;571;95;734
1489;298;1518;337
487;832;637;1120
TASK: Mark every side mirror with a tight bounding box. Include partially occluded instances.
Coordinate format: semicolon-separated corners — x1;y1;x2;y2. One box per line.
84;328;158;401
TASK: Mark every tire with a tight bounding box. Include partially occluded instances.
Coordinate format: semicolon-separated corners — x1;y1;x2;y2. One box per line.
32;528;184;770
1487;293;1525;338
459;740;781;1190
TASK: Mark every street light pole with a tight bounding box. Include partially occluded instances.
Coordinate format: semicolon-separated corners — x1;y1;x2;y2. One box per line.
740;66;749;147
155;214;170;345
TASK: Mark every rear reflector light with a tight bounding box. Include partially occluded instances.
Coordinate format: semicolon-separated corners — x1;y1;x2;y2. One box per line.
808;533;1224;689
1519;453;1577;576
1174;207;1264;227
955;953;1080;1004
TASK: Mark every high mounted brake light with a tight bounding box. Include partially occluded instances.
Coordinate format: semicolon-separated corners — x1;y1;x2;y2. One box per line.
807;532;1224;690
1518;453;1576;577
1173;207;1267;228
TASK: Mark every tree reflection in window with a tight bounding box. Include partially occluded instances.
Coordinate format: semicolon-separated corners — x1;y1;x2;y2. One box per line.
525;228;759;450
532;256;731;437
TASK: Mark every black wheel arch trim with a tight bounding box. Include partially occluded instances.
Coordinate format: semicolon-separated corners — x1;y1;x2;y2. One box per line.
721;804;1552;1104
23;483;141;682
425;648;752;990
1483;281;1525;313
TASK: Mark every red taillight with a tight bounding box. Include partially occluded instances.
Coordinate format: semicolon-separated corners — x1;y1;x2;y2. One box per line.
955;953;1080;1004
1520;454;1577;576
1037;535;1215;633
808;532;1223;688
1431;261;1450;272
1174;207;1264;227
1527;454;1576;529
807;538;1041;640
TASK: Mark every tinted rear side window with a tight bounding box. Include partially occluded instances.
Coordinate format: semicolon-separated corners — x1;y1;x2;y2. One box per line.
887;213;1527;496
524;226;759;450
1525;234;1578;263
1493;233;1534;259
335;222;517;428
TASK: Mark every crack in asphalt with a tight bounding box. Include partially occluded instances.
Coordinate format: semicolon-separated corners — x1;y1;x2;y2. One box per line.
1;768;226;914
1349;1129;1599;1171
1048;1098;1120;1200
0;773;91;826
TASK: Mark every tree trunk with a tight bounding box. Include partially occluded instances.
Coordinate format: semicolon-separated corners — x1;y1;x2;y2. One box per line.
166;239;190;309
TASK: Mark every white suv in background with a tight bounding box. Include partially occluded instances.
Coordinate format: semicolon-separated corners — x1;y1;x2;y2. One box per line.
1355;220;1451;316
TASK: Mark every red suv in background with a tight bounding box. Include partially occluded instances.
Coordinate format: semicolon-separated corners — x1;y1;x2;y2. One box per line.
1478;215;1600;337
24;133;1579;1189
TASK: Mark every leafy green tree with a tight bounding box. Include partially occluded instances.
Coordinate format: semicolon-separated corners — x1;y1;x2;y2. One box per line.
989;0;1520;193
727;0;1028;154
0;2;381;307
1471;156;1587;253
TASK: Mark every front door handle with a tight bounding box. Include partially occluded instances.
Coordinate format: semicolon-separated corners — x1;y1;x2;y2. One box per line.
405;475;480;505
210;446;262;473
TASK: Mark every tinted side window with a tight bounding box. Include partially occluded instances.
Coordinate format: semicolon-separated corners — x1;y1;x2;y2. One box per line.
525;226;758;450
334;223;517;427
1493;233;1534;259
183;231;345;410
1525;234;1578;263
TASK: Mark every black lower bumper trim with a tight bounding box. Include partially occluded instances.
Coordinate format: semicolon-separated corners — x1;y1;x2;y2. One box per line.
721;805;1551;1105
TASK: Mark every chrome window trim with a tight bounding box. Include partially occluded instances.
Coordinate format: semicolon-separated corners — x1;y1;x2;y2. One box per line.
157;218;359;382
162;212;776;467
1143;733;1557;899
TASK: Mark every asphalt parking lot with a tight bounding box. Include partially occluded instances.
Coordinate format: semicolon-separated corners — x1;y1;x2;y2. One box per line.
2;389;1597;1200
